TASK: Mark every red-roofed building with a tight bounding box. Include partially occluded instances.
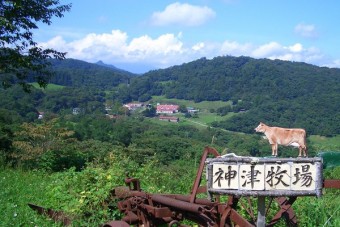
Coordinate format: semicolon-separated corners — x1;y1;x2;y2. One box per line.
156;104;179;114
124;102;143;111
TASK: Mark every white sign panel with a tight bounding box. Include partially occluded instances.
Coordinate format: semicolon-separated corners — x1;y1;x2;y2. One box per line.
207;157;323;197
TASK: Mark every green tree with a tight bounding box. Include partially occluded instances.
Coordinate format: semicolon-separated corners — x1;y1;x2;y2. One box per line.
142;105;156;117
178;104;187;113
0;108;15;152
0;0;71;91
10;119;76;168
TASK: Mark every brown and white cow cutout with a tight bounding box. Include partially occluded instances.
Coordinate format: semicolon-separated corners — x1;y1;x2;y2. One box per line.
255;122;307;157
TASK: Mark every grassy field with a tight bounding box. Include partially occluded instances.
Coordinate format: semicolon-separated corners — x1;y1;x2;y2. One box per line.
309;135;340;151
1;166;339;226
149;96;236;129
151;95;231;110
0;168;60;226
31;82;65;91
149;110;235;130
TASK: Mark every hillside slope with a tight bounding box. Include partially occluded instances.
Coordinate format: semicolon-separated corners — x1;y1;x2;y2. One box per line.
127;56;340;135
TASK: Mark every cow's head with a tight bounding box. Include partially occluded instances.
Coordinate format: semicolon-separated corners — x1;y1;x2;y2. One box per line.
255;122;266;132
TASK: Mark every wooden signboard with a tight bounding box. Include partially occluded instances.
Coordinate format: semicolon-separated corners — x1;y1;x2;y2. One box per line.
206;156;323;198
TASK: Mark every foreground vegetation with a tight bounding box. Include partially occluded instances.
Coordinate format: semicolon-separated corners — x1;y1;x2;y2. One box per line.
1;85;339;225
0;168;60;226
1;155;339;226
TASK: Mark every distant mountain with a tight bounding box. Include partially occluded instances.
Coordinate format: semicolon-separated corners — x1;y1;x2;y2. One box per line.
47;58;135;88
95;60;136;76
95;60;120;70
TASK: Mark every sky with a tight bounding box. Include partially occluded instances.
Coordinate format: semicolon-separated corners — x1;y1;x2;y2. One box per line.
35;0;340;73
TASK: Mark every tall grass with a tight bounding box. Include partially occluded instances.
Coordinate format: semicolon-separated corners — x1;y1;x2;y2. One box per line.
1;166;339;226
0;168;61;226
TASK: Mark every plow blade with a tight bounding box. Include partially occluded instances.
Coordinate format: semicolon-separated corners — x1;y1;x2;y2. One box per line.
28;203;72;226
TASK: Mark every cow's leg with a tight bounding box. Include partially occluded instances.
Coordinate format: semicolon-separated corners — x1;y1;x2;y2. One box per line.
271;144;277;156
275;144;278;156
303;145;308;157
298;146;302;157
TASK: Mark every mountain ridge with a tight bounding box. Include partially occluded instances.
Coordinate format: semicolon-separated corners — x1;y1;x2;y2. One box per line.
46;58;136;88
95;60;136;76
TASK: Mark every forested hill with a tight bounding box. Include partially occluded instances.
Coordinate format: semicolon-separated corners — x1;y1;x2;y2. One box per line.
139;56;340;102
127;56;340;135
47;58;136;88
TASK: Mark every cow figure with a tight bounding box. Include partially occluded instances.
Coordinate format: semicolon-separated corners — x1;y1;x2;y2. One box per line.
255;122;307;157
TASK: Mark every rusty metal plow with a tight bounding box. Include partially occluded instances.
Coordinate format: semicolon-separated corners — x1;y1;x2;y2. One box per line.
104;187;299;227
103;147;301;227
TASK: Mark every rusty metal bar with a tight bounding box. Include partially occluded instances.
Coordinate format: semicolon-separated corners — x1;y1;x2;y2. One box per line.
229;209;254;227
125;176;141;191
122;211;139;224
162;194;215;206
103;220;130;227
267;197;297;227
239;198;255;223
324;179;340;189
141;203;173;218
190;146;220;203
28;203;72;226
152;194;204;214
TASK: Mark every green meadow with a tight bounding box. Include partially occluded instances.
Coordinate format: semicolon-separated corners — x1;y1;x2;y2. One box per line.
31;83;65;91
309;135;340;151
151;95;232;110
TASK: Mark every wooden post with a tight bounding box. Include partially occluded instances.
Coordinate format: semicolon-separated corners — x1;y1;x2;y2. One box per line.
257;196;266;227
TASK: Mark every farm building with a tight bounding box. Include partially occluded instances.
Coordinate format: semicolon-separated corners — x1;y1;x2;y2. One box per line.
156;104;179;114
124;102;143;111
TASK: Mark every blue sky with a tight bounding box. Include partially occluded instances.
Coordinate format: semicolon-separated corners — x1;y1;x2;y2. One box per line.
35;0;340;73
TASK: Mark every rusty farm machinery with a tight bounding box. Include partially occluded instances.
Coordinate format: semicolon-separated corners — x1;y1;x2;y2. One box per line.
29;147;340;226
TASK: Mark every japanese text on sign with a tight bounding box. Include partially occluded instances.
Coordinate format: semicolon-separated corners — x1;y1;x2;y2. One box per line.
212;163;316;191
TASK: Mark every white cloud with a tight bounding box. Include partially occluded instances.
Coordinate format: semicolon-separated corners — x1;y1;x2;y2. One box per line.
150;2;216;26
40;30;186;67
288;43;303;52
192;42;205;51
246;42;323;64
325;59;340;68
39;30;337;72
129;34;183;56
294;23;318;38
40;36;67;49
220;40;253;56
252;42;282;58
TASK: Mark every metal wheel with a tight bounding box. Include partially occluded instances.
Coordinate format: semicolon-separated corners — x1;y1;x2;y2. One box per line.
231;196;298;226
